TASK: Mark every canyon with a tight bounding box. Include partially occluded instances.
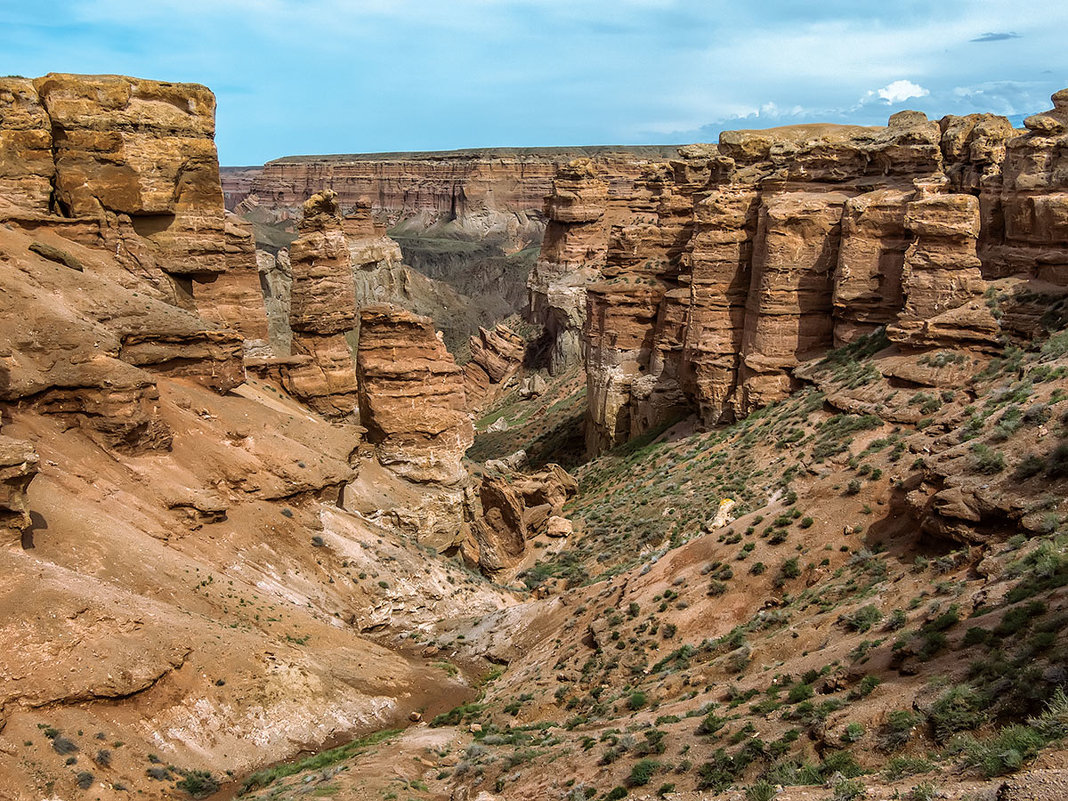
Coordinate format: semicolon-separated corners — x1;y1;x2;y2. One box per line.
1;71;1067;801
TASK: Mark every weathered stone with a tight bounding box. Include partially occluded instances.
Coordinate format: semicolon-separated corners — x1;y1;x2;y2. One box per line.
0;436;39;546
833;189;911;344
737;192;847;413
464;324;525;410
282;191;359;417
356;305;472;485
0;78;54;213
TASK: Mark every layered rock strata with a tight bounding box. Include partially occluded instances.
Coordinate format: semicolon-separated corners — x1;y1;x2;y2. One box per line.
280;191;360;418
356;305;473;485
470;464;578;578
533;93;1068;453
0;435;38;546
0;73;269;351
226;147;678;248
463;324;525;410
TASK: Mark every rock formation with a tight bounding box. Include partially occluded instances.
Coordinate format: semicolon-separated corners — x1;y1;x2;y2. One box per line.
527;94;1068;453
0;435;38;546
463;324;525;410
224;147;678;251
0;73;269;350
470;464;578;578
356;305;473;485
280;190;360;418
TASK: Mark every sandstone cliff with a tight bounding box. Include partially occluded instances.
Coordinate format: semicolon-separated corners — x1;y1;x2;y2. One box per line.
532;93;1068;454
0;75;519;801
225;146;678;235
356;305;473;485
0;73;270;351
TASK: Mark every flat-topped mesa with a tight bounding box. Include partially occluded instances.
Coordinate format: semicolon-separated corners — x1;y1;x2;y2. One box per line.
356;305;473;485
280;190;360;418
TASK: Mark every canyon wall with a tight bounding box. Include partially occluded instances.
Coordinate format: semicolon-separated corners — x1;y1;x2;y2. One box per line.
534;95;1068;454
224;148;677;335
224;146;677;230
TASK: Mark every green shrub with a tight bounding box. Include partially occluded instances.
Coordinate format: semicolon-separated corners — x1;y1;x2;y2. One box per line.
831;778;865;801
627;759;661;787
779;558;801;580
628;691;647;711
845;604;883;632
744;781;778;801
842;722;865;743
970;443;1006;475
697;711;726;736
879;710;921;751
884;756;934;780
954;725;1045;776
175;771;219;797
929;684;987;742
849;675;881;699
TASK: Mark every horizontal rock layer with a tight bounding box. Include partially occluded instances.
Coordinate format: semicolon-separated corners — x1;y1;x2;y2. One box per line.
533;93;1068;453
0;73;269;348
356;305;473;485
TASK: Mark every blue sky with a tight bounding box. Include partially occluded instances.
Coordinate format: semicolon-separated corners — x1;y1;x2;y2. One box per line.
2;1;1066;165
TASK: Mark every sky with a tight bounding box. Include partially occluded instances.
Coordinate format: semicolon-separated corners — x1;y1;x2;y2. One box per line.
2;1;1066;165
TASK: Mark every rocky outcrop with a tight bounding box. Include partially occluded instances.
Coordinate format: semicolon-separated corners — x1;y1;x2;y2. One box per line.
469;463;578;578
888;186;998;348
280;191;360;418
0;435;38;546
230;147;678;251
0;73;269;351
832;189;910;344
0;225;247;451
528;157;674;373
356;305;473;485
193;212;271;345
549;92;1068;453
986;89;1068;285
464;324;525;410
736;191;848;413
0;78;53;212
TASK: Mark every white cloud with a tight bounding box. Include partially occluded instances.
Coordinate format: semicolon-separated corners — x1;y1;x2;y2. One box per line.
875;80;930;104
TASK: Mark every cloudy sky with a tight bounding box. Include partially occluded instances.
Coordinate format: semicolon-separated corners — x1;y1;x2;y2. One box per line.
2;1;1066;164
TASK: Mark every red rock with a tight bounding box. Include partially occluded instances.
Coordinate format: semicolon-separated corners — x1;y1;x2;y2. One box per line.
736;192;847;414
0;435;39;546
356;305;472;485
282;191;359;417
464;324;525;410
